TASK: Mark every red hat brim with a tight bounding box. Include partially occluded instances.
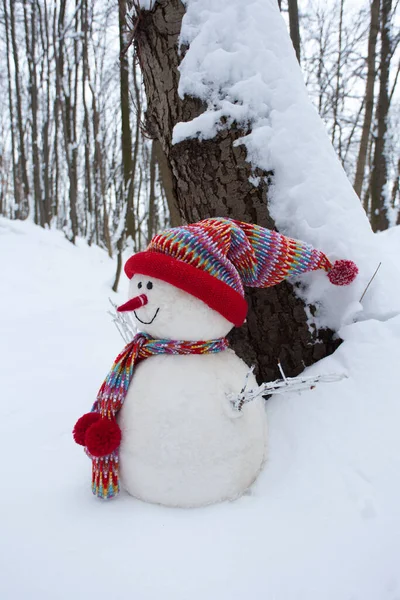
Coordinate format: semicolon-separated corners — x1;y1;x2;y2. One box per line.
124;251;247;327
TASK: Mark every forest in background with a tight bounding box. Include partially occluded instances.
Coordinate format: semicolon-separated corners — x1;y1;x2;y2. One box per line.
0;0;399;288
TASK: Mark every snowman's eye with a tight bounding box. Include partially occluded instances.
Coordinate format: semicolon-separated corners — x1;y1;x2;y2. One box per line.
138;282;142;289
146;281;153;290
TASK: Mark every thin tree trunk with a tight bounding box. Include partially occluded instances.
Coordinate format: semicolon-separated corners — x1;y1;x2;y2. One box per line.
40;0;52;225
133;1;339;381
113;0;135;291
392;157;400;223
24;0;43;226
53;1;60;219
354;0;380;199
127;56;141;242
69;0;80;240
331;0;344;154
288;0;301;64
3;0;21;216
81;0;93;240
370;0;392;231
57;0;79;241
119;0;133;191
9;0;30;216
147;140;156;245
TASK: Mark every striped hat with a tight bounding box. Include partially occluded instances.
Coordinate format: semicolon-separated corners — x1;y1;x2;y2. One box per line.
124;218;358;326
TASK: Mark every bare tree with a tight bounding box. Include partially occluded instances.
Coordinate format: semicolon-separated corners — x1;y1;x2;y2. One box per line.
147;140;156;244
112;0;136;292
9;0;30;216
331;0;345;154
354;0;380;199
23;0;43;225
392;156;400;220
3;0;21;216
370;0;393;231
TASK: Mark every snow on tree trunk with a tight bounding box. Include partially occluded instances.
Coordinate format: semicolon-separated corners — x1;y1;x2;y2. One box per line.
133;0;372;382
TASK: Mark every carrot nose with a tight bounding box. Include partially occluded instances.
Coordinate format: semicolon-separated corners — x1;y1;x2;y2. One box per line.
117;294;148;312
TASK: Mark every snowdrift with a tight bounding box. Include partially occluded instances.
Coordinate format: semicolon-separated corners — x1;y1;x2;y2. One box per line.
1;216;400;600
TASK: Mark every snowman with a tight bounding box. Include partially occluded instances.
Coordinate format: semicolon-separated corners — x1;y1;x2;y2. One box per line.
73;217;357;507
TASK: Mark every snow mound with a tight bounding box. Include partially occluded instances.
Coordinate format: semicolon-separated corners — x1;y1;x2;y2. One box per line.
1;217;400;600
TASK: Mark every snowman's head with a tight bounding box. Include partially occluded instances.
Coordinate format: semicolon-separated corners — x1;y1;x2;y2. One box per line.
120;274;234;340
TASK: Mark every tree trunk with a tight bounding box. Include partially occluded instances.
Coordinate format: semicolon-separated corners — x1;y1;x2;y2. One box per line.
288;0;301;64
69;0;80;241
113;0;136;291
147;140;157;245
370;0;392;232
353;0;380;200
81;0;94;241
3;0;21;217
24;0;43;226
119;0;133;191
40;0;52;226
52;1;60;219
331;0;344;155
154;139;181;227
393;157;400;223
9;0;30;217
133;0;339;382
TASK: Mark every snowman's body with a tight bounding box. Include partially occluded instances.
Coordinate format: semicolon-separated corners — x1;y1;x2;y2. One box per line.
117;274;267;508
118;351;266;507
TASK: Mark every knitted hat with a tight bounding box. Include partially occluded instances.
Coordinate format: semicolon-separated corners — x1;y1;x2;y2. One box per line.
123;217;358;326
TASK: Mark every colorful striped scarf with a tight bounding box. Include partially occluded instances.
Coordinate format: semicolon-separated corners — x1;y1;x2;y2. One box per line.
82;333;229;499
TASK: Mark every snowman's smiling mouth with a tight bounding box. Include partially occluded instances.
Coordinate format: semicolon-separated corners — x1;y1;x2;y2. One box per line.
134;308;160;325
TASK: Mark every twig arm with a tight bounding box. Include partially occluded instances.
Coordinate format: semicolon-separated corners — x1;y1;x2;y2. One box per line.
228;366;347;411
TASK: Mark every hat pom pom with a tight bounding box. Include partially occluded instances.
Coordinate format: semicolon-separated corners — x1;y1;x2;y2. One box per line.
328;259;358;286
73;412;102;446
85;418;122;458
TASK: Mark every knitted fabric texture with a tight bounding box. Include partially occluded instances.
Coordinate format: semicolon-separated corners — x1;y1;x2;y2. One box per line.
76;333;229;499
124;218;354;326
149;218;332;292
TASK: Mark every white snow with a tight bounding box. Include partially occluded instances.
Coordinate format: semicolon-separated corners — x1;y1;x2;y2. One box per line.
1;216;400;600
173;0;385;331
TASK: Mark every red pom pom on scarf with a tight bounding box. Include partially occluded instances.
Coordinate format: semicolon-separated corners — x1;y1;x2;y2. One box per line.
85;418;122;458
73;412;102;446
328;260;358;286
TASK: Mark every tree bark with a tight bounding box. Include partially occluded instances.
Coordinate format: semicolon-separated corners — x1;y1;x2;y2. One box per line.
133;0;339;382
392;157;400;223
288;0;301;64
119;0;133;191
370;0;392;232
331;0;344;155
40;0;52;226
9;0;30;217
353;0;380;200
3;0;21;217
81;0;94;240
113;0;136;291
154;139;181;227
147;140;157;245
56;0;79;242
23;0;43;226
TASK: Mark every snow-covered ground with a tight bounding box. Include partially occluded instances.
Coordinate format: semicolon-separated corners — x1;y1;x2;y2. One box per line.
1;215;400;600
